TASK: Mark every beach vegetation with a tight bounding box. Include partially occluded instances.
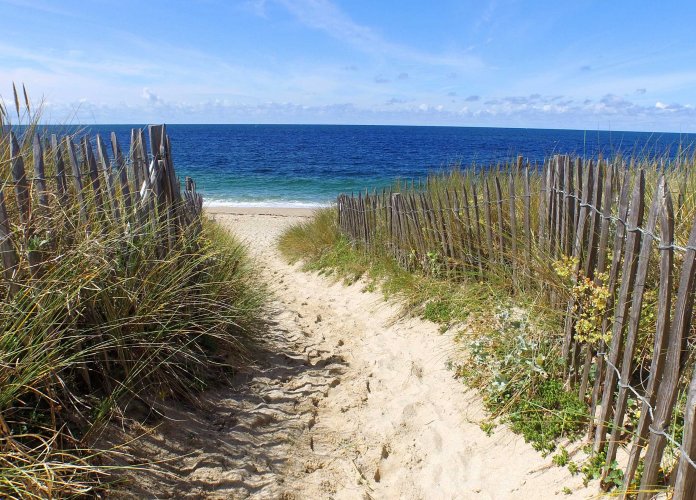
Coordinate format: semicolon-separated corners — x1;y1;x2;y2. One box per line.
0;99;267;497
278;149;696;493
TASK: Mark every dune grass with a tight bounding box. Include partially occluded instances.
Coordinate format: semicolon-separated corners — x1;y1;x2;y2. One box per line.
0;105;268;497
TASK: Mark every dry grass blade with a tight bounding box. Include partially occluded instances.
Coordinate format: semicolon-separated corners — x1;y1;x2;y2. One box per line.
11;82;20;118
22;83;30;113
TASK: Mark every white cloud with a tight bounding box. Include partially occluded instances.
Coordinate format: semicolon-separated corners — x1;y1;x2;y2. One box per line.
142;87;163;104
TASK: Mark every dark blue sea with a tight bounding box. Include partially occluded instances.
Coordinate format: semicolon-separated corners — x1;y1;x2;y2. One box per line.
77;125;694;207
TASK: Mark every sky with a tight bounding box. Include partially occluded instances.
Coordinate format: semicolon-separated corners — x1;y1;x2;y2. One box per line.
1;0;696;132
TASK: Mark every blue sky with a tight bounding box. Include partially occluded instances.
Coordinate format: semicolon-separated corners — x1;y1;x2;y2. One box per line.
2;0;695;131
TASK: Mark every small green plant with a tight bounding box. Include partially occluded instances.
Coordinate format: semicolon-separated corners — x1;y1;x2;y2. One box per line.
568;461;579;475
552;446;570;467
562;486;572;495
508;379;588;455
579;452;623;490
479;420;496;436
604;461;624;490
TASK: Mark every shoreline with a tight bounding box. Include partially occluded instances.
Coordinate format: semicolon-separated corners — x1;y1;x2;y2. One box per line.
204;206;318;217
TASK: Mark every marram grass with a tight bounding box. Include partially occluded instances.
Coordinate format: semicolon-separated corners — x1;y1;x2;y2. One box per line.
0;104;268;497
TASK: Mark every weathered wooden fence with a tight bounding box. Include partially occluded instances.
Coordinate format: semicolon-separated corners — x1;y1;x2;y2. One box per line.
337;155;696;498
0;124;203;295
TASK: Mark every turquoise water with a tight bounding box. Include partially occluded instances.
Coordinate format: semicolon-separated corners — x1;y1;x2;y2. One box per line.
80;124;693;207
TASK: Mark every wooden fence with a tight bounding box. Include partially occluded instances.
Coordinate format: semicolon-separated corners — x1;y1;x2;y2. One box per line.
0;124;203;295
337;155;696;498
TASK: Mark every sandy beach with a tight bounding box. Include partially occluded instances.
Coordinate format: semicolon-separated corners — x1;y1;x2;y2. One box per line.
109;207;594;499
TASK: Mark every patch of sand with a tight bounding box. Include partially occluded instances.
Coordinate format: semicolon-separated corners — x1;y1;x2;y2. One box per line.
108;208;595;499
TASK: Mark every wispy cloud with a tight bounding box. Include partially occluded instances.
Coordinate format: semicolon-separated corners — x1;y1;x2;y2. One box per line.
274;0;484;71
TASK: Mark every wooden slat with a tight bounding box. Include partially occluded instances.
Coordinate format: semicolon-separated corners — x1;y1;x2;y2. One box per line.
448;189;462;264
439;190;456;273
10;132;31;225
129;129;143;202
471;182;484;275
639;207;696;496
602;174;661;479
0;189;18;294
51;135;68;207
578;160;604;400
593;169;645;453
65;136;88;223
572;157;582;243
10;132;43;275
111;133;133;219
432;191;451;272
561;158;594;371
494;176;505;263
508;173;518;273
32;134;49;209
622;180;674;491
483;179;494;263
82;136;106;216
408;193;427;270
96;134;120;222
589;165;631;440
547;157;558;255
523;166;531;263
462;184;483;275
559;155;569;256
674;325;696;498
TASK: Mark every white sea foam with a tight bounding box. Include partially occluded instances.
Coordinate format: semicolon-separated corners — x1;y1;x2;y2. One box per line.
203;199;331;209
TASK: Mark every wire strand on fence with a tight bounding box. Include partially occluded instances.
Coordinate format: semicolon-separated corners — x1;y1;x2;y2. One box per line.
339;187;694;253
597;350;696;471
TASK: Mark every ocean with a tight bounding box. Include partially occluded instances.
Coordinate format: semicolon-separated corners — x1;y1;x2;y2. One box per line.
81;125;693;208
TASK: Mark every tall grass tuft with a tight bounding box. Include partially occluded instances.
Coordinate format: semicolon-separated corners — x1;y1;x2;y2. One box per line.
0;97;267;497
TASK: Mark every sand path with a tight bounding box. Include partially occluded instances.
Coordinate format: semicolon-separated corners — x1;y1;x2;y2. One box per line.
112;209;592;499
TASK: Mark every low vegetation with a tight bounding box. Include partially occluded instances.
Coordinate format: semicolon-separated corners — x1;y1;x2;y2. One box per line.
278;150;696;495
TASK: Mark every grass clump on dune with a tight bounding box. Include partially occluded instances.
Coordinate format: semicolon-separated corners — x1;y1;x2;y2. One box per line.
0;108;267;497
1;217;267;498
